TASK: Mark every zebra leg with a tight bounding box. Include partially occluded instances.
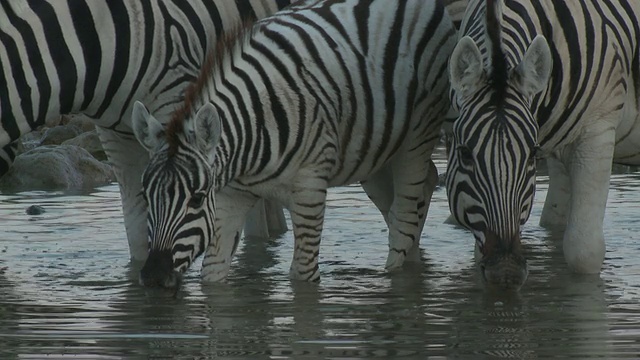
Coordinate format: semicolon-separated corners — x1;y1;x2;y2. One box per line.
288;177;328;282
201;187;259;282
0;142;19;177
539;156;571;229
384;155;431;270
562;123;614;274
361;166;393;226
243;199;288;238
96;127;150;262
362;160;438;263
413;160;439;261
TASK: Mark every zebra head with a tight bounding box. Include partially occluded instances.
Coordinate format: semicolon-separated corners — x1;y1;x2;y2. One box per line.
447;0;552;290
131;101;221;289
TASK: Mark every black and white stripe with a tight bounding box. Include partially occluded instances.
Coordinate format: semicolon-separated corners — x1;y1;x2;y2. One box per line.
447;0;640;289
0;0;292;261
133;0;458;286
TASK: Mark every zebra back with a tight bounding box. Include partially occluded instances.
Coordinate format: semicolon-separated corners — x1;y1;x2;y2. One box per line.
0;0;292;174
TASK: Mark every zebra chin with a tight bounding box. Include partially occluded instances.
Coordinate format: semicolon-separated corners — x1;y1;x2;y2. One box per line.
139;250;183;289
477;232;528;291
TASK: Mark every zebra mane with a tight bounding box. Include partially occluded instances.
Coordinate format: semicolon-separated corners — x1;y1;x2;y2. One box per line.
165;19;255;157
486;0;508;106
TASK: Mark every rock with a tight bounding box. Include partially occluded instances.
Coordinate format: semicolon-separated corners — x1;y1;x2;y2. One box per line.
26;205;45;215
62;130;107;161
61;115;96;132
45;115;64;128
40;124;83;146
0;145;115;191
16;128;47;155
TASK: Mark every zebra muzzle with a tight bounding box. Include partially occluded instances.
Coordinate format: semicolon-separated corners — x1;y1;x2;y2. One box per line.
479;232;528;290
139;250;182;289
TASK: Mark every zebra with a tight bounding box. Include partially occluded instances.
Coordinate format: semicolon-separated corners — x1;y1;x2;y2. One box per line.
443;0;469;30
131;0;457;288
447;0;640;289
0;0;292;262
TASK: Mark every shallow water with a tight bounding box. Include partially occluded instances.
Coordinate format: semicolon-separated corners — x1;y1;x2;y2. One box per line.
1;153;639;359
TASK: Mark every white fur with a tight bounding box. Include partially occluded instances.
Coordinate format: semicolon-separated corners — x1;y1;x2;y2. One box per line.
191;103;222;163
562;121;615;273
449;36;485;100
131;101;165;153
514;35;552;98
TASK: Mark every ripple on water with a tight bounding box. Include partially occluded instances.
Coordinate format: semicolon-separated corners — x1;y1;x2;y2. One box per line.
1;164;640;358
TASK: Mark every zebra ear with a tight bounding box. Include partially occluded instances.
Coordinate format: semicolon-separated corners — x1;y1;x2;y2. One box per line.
132;101;165;152
449;36;485;99
514;35;552;98
192;102;221;161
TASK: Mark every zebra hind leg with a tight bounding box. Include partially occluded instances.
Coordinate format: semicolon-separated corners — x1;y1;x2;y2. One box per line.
361;165;393;227
384;154;431;270
362;163;431;264
288;176;329;282
409;160;439;263
201;187;259;282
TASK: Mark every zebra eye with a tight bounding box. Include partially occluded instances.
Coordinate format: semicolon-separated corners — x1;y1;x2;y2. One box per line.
458;145;474;167
188;192;206;208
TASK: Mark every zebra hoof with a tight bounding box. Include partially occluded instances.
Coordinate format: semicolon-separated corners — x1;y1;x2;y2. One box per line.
384;250;407;270
288;266;320;282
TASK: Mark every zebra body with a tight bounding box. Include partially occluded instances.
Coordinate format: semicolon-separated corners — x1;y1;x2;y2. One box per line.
132;0;457;286
448;0;640;288
0;0;291;261
443;0;469;29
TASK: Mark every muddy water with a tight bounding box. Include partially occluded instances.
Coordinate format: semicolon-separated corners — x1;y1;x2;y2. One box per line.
0;155;639;359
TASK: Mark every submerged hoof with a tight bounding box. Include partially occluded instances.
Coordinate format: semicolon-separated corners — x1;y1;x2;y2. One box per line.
288;265;320;282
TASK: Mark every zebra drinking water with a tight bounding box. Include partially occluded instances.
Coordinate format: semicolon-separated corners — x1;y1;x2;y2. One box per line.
447;0;640;289
132;0;457;288
0;0;292;262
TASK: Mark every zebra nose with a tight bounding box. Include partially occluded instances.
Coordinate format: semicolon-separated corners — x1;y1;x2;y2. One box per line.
479;231;528;290
139;250;181;289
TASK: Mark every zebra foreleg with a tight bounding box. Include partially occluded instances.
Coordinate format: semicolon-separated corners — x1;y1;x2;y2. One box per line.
540;156;571;229
201;187;259;282
562;123;615;274
288;177;328;282
96;127;150;262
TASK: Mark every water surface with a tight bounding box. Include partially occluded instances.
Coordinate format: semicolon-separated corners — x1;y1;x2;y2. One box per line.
1;154;639;359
